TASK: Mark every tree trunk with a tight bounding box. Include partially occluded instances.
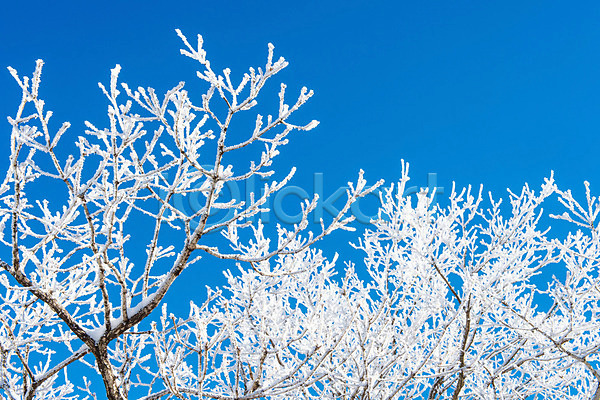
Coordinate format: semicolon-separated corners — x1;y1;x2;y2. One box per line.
94;346;124;400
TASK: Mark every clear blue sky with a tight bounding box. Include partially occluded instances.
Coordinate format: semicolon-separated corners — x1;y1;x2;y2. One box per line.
2;1;600;291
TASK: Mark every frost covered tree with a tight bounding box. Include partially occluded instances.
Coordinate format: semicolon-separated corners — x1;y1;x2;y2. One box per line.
0;31;379;399
2;31;600;400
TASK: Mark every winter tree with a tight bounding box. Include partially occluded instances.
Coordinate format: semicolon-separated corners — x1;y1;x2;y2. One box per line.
1;31;600;400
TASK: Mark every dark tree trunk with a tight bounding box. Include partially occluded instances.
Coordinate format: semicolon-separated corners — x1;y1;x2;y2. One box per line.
93;346;124;400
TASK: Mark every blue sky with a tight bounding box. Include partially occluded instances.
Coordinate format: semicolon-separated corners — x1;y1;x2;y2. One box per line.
2;2;600;293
